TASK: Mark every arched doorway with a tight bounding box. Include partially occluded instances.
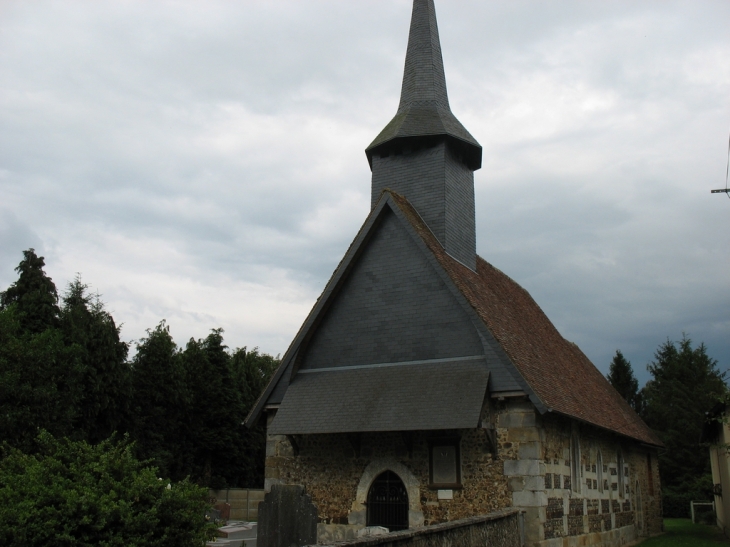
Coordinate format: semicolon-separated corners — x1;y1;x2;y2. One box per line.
366;470;409;531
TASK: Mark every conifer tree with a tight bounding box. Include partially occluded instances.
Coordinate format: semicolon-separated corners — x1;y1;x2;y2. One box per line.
61;277;130;443
0;249;59;334
607;350;641;412
642;335;727;517
230;347;278;487
0;250;81;450
130;321;188;480
181;330;244;488
0;308;81;451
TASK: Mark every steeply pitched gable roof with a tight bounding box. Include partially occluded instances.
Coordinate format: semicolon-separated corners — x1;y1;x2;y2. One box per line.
388;191;662;446
247;190;660;447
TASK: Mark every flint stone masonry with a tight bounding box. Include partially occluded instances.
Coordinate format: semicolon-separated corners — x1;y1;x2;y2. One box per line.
567;516;583;536
265;425;512;539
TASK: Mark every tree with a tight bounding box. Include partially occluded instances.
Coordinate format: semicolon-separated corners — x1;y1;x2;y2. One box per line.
0;431;215;547
180;329;244;488
60;277;131;443
641;335;727;517
131;326;278;488
607;350;641;413
0;307;82;452
230;346;278;487
0;250;82;451
130;321;189;481
0;249;59;335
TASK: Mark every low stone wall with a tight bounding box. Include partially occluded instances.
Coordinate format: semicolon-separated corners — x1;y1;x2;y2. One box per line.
314;508;522;547
209;488;265;521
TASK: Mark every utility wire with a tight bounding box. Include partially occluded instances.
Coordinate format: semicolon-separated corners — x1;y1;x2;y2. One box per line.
711;127;730;199
726;127;730;200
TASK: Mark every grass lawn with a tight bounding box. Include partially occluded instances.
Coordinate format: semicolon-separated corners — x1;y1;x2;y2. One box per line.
636;518;729;546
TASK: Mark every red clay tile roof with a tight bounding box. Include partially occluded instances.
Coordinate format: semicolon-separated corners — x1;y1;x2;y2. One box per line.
389;191;662;447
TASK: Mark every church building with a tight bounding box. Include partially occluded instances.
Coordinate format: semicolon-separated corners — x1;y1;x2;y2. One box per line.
247;1;663;545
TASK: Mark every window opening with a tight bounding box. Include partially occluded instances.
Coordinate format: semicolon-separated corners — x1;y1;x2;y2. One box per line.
597;451;604;493
570;432;581;493
366;471;409;531
618;450;625;498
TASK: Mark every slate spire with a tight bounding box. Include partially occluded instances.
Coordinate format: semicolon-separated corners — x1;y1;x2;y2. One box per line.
367;0;480;270
366;0;481;171
398;0;449;111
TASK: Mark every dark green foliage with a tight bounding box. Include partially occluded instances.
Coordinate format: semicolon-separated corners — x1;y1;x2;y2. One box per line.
130;322;188;481
60;277;131;443
0;249;59;334
130;325;278;488
607;350;642;413
0;307;83;452
180;330;248;488
641;336;727;518
230;346;279;487
0;431;216;547
1;249;278;490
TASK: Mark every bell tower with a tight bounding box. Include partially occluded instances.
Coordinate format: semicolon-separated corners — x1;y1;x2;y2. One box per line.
366;0;482;270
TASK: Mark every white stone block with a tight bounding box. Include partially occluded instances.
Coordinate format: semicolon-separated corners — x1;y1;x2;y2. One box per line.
504;459;545;476
512;490;547;507
523;475;545;491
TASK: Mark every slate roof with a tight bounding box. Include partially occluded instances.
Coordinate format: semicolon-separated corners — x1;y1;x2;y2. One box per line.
365;0;482;170
268;359;489;435
387;192;662;447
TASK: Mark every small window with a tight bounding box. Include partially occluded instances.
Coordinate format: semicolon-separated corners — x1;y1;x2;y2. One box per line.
429;439;461;488
570;432;581;494
617;450;625;498
597;451;604;493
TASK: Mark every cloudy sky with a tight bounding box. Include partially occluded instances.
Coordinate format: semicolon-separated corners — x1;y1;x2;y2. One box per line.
1;0;728;386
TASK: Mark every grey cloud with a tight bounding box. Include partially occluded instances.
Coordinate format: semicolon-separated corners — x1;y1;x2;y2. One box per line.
0;0;728;375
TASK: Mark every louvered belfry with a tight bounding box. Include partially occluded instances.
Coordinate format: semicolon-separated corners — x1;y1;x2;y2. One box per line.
367;0;481;270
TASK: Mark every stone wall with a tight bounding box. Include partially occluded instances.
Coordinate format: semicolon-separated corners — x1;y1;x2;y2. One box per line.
266;411;512;542
265;396;662;547
495;398;662;546
537;413;663;544
314;509;522;547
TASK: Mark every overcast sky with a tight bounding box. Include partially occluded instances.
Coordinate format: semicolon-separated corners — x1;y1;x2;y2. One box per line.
1;0;728;386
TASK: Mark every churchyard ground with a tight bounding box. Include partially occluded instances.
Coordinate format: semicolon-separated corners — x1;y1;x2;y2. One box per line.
636;519;730;546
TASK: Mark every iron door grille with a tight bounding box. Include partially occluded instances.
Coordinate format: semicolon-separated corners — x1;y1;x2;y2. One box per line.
366;470;409;531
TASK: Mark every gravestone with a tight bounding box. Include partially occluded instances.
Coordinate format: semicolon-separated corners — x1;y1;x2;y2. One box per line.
206;507;223;525
214;501;232;521
258;484;318;547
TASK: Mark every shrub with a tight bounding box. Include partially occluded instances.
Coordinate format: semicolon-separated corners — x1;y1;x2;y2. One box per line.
0;432;216;546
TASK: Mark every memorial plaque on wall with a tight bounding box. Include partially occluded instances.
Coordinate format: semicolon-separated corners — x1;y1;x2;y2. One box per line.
432;445;457;485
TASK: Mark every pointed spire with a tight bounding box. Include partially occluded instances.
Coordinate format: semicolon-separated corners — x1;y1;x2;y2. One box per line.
398;0;449;111
366;0;481;170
